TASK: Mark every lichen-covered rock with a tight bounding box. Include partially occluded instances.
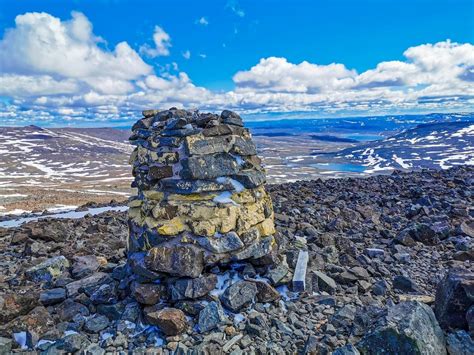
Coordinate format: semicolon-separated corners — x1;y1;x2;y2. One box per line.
25;256;69;282
357;301;446;355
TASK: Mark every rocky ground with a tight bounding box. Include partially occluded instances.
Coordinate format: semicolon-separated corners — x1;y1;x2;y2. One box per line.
0;166;472;354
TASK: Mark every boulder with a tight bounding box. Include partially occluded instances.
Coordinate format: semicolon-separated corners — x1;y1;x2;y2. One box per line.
144;307;188;335
25;256;69;282
84;314;110;333
435;268;474;330
71;255;100;279
170;274;218;301
0;337;12;355
446;330;474;355
253;280;281;303
393;275;419;293
145;245;204;278
39;288;66;306
56;299;90;322
221;110;243;126
181;153;239;180
220;281;257;312
65;272;113;297
357;301;446;355
313;271;337;294
132;283;166;305
197;232;244;253
198;301;226;333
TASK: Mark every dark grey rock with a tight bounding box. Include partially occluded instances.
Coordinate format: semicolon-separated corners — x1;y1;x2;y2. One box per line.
372;279;389;296
57;299;90;321
232;170;266;189
62;333;91;352
40;288;66;305
181;153;239;180
357;301;446;355
84;314;110;333
170;274;218;300
198;301;226;333
65;272;113;297
148;165;173;181
160;178;234;194
435;268;474;330
446;330;474;355
266;262;290;286
0;337;12;355
332;305;357;328
145;245;204;278
393;275;418;293
333;344;360;355
197;232;244;253
313;271;337;294
221;110;243;126
185;134;234;155
71;255;100;279
231;136;256;155
220;281;257;312
232;236;274;261
364;248;385;258
90;283;117;304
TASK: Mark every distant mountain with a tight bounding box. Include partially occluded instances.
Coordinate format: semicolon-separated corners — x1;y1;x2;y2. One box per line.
0;125;132;214
0;125;131;186
1;113;473;213
336;121;474;173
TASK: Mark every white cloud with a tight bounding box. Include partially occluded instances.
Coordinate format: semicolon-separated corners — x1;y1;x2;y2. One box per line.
199;53;207;59
0;12;151;84
230;41;474;114
182;50;191;60
0;12;472;126
139;25;171;58
233;57;356;93
196;17;209;26
226;0;245;17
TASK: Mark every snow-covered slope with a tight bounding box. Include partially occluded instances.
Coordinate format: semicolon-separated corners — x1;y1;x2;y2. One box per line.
0;126;133;213
0;125;132;186
338;121;474;173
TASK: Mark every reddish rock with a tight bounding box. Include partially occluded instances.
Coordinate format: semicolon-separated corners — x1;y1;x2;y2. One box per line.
132;282;166;305
254;280;281;303
144;307;188;335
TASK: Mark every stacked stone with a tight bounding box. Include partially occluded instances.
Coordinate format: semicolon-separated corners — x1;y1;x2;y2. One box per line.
127;108;276;280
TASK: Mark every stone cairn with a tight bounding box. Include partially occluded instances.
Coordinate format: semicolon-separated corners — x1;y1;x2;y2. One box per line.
127;108;278;333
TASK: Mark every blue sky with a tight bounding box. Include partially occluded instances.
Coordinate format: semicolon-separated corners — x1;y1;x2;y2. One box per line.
0;0;473;126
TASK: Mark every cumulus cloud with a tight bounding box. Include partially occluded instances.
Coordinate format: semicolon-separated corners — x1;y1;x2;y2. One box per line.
226;0;245;17
234;57;356;93
182;50;191;60
0;11;472;126
196;17;209;26
139;25;171;58
231;40;474;114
